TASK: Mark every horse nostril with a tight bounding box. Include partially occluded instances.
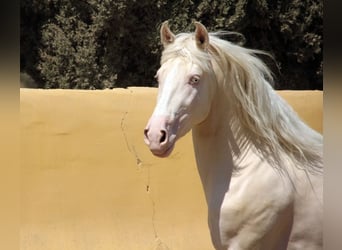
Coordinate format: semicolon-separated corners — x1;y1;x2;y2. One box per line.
144;129;149;140
160;130;167;144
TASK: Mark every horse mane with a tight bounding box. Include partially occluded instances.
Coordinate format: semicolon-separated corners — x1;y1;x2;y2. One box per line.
161;31;323;175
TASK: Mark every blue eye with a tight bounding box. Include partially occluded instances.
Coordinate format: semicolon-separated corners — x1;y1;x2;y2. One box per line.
189;75;200;85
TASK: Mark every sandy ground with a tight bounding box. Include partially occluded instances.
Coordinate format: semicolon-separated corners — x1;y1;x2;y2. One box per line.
20;87;322;250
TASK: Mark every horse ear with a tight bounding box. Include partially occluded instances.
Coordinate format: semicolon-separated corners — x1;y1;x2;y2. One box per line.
160;21;175;47
194;22;209;50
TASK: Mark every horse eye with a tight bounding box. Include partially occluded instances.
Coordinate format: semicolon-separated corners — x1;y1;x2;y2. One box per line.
189;75;200;85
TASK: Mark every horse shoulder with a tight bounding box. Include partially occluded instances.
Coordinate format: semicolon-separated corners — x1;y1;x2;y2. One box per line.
219;159;294;249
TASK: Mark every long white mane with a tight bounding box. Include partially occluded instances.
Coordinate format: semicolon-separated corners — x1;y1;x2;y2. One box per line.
161;31;323;175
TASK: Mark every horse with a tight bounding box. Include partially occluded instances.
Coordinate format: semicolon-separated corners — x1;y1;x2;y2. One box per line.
144;21;323;250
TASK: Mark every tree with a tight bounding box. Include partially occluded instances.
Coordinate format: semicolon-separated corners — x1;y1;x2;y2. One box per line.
164;0;323;89
20;0;322;90
38;0;116;89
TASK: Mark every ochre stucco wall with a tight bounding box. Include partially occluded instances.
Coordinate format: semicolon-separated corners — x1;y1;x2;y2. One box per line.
20;88;322;250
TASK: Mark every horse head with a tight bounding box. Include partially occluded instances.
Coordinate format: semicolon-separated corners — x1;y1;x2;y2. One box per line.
144;21;217;157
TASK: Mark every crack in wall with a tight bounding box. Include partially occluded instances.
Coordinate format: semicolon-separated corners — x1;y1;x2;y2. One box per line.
120;111;143;168
148;184;170;250
119;89;169;249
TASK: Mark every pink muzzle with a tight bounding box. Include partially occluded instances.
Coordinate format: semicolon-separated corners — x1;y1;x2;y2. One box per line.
144;116;174;157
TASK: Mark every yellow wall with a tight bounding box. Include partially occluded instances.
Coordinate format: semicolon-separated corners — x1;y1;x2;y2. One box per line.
20;88;322;250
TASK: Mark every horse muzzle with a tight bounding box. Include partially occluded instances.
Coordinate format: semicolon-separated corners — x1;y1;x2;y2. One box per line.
144;116;175;158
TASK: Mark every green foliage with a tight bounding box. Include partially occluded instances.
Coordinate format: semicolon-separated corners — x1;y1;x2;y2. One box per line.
38;1;117;89
95;0;166;87
20;0;322;89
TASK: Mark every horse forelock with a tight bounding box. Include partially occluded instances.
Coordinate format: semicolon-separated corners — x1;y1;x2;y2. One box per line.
160;33;212;72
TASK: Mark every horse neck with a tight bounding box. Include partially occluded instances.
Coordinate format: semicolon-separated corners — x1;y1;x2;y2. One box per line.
191;89;234;205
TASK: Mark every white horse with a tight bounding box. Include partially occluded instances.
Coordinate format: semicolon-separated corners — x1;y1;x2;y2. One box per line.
144;21;323;250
